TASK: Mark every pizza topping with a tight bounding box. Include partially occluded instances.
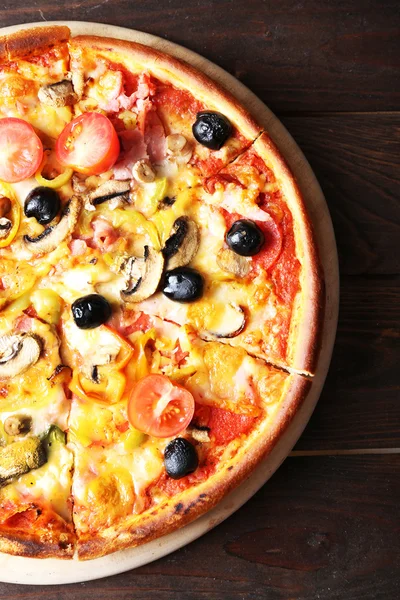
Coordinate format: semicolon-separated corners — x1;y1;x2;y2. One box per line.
0;436;47;488
56;112;120;175
121;246;164;303
24;195;82;256
205;303;246;339
226;219;265;256
0;187;21;248
0;333;42;380
0;118;43;183
85;179;130;207
38;79;76;108
128;374;195;437
166;134;187;154
164;437;198;479
0;196;12;217
24;186;61;225
216;247;250;277
166;134;192;163
162;267;204;303
132;158;155;184
0;218;11;239
192;111;232;150
3;414;32;436
190;425;211;443
71;294;112;330
162;217;200;270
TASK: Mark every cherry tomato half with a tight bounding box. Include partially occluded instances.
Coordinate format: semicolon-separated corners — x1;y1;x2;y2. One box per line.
56;112;120;175
128;374;195;438
0;118;43;183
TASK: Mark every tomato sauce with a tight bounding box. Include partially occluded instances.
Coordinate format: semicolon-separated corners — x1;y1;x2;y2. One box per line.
208;407;256;445
153;82;204;117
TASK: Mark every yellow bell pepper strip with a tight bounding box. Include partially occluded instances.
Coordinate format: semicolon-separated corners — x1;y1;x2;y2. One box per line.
0;182;21;248
69;326;133;404
35;165;73;189
101;325;134;370
69;369;126;405
35;150;73;189
136;177;168;217
96;205;161;251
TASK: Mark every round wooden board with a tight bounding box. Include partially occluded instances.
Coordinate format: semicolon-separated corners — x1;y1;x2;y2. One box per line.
0;21;339;585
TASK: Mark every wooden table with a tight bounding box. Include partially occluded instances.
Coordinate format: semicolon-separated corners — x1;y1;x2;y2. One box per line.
1;1;399;598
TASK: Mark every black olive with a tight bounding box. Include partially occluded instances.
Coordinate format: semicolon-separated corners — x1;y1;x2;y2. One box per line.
226;219;265;256
24;187;61;225
71;294;112;329
164;438;199;479
162;267;204;303
192;111;232;150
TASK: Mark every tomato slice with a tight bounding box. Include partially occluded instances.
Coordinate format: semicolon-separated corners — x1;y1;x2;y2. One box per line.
0;118;43;183
128;374;195;438
56;112;120;175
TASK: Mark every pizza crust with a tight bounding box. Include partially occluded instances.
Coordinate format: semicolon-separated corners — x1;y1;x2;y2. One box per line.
252;134;324;375
77;374;310;559
0;25;70;61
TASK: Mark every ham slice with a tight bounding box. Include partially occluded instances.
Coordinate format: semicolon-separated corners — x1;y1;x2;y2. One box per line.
90;218;119;250
69;238;88;256
113;129;148;180
144;110;166;162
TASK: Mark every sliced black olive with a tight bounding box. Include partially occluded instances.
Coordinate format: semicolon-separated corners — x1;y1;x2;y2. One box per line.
192;111;232;150
71;294;112;330
24;187;61;225
164;438;199;479
162;267;204;303
226;219;265;256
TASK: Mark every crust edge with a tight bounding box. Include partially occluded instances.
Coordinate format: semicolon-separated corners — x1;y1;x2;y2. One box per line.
0;25;70;61
253;133;324;375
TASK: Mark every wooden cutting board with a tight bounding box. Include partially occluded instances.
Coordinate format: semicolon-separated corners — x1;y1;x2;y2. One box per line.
0;20;339;585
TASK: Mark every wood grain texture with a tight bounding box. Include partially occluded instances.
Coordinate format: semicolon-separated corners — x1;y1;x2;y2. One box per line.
1;455;398;599
0;0;399;112
282;114;400;276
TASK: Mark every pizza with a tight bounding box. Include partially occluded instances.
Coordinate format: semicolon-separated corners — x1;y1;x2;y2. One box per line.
0;26;323;560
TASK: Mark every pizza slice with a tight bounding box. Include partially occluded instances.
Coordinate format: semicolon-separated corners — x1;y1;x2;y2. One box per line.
0;299;75;558
63;310;308;559
68;35;262;179
116;137;322;374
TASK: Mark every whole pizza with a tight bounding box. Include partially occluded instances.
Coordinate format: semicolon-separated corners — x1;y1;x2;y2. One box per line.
0;26;323;560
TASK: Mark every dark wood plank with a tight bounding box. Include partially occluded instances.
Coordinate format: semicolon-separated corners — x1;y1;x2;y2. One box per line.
1;0;399;112
1;455;398;599
281;113;400;276
296;275;400;450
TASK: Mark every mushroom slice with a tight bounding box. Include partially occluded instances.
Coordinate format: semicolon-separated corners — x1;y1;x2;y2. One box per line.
0;218;12;239
24;195;82;256
206;304;246;339
86;180;131;207
121;246;164;303
3;415;32;436
216;248;250;278
190;425;211;443
0;436;47;488
0;333;42;380
163;217;200;270
38;80;76;107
